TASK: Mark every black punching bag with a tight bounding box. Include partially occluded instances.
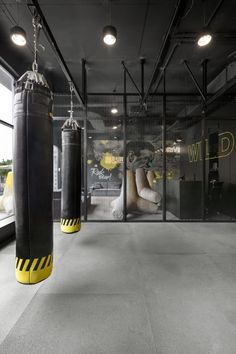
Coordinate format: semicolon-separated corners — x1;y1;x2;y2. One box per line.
13;72;53;284
61;119;81;233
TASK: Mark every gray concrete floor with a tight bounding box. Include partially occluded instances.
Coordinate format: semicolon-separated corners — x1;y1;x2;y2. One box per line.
1;222;236;353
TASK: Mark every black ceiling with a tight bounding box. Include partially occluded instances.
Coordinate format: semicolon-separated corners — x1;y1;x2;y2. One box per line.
0;0;236;114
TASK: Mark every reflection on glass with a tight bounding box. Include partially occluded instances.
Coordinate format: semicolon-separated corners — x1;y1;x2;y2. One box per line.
126;115;163;221
166;119;203;220
87;132;123;221
206;120;236;220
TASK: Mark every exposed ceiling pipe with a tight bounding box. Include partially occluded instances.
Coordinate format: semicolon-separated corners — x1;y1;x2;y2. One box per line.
172;31;236;41
152;42;181;93
142;0;185;105
54;103;123;108
29;0;85;109
206;0;225;27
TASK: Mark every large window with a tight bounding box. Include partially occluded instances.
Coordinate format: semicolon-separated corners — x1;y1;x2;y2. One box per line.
0;66;14;224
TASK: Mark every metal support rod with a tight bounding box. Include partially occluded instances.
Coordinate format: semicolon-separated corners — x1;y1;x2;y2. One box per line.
141;58;145;98
201;59;208;220
86;92;210;97
143;0;184;104
206;0;225;27
183;60;206;102
123;68;127;222
0;120;13;128
153;43;180;93
82;59;88;221
162;69;167;221
121;61;142;98
82;58;86;103
30;0;85;109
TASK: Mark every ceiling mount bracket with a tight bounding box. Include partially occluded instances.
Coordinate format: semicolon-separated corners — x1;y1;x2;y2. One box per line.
29;0;85;109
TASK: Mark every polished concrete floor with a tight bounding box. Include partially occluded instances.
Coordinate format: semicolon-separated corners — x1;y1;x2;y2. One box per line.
1;222;236;353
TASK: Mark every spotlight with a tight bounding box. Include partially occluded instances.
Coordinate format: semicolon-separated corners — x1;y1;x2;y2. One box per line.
176;138;182;143
88;136;92;139
10;26;27;46
112;126;118;130
103;25;117;46
111;107;118;114
197;31;212;47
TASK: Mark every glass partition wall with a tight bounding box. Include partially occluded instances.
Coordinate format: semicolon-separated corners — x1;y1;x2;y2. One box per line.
53;91;236;222
205;98;236;221
125;97;163;221
85;95;123;220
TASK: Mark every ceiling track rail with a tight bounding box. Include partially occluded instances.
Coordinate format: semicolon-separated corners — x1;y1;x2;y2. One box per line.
29;0;85;109
142;0;185;104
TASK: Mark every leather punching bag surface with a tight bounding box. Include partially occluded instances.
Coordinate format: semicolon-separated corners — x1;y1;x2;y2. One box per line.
61;120;81;233
13;77;53;284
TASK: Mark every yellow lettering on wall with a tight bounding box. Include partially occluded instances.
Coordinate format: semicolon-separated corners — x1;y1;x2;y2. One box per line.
218;132;234;158
187;131;235;163
188;141;201;162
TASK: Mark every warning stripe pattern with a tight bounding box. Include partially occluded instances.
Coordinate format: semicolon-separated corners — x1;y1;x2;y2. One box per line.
61;218;80;226
15;254;52;272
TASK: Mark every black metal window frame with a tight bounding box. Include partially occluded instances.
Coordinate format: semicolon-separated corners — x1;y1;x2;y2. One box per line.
0;65;15;245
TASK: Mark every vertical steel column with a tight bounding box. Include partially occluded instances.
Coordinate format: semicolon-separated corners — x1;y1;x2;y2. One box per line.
162;69;167;221
123;68;127;222
201;59;208;220
82;59;88;221
141;58;145;99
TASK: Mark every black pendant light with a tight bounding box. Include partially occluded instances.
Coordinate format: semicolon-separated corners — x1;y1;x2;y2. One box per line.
102;0;117;46
103;25;117;46
10;25;27;46
10;2;27;46
197;1;212;47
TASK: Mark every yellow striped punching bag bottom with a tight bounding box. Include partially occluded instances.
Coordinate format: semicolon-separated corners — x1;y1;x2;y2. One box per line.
60;218;81;233
15;254;53;284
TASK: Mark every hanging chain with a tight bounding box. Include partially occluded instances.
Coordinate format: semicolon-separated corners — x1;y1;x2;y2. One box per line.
62;82;80;130
69;82;74;121
32;14;42;72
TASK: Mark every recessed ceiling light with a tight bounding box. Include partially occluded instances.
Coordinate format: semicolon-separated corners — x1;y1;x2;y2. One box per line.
197;32;212;47
88;136;92;139
10;26;27;46
111;107;118;114
176;138;182;143
103;25;117;46
112;126;118;130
